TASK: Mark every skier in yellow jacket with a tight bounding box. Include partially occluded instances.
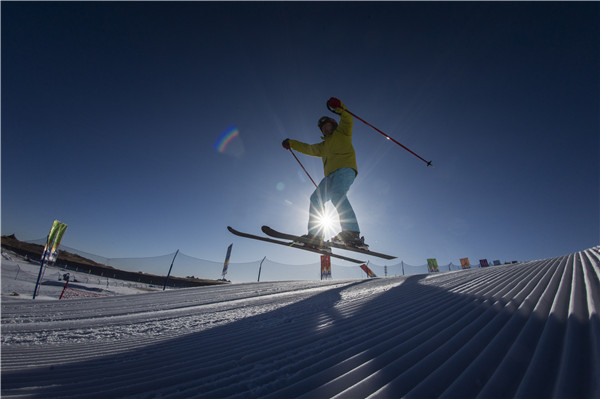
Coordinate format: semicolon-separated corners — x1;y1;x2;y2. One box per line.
282;97;368;250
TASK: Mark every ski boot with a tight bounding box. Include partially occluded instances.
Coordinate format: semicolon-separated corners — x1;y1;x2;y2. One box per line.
295;234;331;253
331;231;369;250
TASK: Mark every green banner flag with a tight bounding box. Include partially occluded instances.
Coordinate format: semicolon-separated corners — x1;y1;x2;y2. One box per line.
427;258;439;273
34;220;67;299
44;220;68;263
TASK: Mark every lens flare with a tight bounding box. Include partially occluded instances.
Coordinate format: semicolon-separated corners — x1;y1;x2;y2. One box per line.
214;126;239;153
214;125;245;158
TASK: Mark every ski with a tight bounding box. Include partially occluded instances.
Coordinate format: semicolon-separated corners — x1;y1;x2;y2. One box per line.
227;226;365;264
261;226;397;260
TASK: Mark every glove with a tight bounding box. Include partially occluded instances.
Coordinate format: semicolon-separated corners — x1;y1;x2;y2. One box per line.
282;139;290;150
327;97;341;109
327;97;345;114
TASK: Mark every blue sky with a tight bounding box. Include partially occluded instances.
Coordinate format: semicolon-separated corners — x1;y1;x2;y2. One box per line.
2;2;598;271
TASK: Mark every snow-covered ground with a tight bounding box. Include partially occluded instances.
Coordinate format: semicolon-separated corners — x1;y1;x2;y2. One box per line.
2;247;599;398
1;250;164;301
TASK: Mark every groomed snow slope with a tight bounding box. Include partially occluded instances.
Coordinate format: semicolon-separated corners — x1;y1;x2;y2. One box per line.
2;247;599;398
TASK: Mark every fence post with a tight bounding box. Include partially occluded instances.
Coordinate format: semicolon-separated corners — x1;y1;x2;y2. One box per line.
163;250;179;291
258;256;266;282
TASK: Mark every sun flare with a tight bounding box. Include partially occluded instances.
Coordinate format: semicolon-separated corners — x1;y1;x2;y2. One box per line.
316;207;337;238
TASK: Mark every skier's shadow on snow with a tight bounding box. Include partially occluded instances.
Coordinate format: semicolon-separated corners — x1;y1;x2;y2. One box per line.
1;275;444;398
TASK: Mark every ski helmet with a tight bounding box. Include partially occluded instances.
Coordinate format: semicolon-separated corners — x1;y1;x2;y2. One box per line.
318;116;337;129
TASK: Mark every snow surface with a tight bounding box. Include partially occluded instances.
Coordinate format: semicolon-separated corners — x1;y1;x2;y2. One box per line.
1;250;164;301
2;248;599;398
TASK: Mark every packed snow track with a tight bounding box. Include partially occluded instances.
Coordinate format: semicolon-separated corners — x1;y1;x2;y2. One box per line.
2;247;599;398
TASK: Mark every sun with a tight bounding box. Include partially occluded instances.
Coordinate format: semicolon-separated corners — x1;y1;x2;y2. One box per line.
316;206;337;238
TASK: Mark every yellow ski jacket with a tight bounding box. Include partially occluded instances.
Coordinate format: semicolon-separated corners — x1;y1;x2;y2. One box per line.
289;107;357;177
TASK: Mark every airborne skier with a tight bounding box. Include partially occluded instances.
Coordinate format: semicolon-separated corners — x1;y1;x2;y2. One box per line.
229;97;431;259
282;97;368;250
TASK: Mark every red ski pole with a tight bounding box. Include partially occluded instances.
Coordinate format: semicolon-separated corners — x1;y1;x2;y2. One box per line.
329;104;433;167
59;278;69;300
287;148;318;188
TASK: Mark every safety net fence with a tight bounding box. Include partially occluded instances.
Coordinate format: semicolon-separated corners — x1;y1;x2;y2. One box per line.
23;238;499;283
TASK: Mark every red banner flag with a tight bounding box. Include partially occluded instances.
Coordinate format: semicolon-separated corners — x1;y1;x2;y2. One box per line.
321;255;331;280
360;264;377;278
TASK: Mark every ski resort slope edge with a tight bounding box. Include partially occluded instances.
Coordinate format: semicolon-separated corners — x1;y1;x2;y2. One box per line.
2;246;599;398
